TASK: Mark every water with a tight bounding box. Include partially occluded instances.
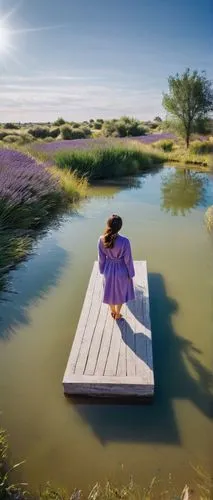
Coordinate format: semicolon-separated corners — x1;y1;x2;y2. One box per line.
0;167;212;494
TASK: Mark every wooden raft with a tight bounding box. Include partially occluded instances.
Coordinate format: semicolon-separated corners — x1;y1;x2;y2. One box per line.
63;261;154;398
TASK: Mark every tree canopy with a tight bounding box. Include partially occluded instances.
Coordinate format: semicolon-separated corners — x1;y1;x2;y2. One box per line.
162;69;213;147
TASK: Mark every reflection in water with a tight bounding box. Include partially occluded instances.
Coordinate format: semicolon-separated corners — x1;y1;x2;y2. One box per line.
88;176;143;199
70;273;212;445
0;240;69;340
161;169;207;216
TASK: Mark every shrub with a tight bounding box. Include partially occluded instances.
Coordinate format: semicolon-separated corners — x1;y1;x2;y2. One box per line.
28;126;50;139
103;117;147;138
189;140;213;154
3;122;19;130
53;117;65;126
61;125;91;140
156;139;174;151
3;134;19;143
0;131;8;140
94;121;103;130
71;122;80;129
17;133;34;144
49;127;60;138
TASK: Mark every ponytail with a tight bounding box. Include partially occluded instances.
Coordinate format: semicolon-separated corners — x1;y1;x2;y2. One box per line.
103;214;122;249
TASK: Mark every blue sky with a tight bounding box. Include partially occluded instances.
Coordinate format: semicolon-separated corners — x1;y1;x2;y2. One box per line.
0;0;212;122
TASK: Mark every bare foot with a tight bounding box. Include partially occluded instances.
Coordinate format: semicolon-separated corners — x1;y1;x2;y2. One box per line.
115;313;122;320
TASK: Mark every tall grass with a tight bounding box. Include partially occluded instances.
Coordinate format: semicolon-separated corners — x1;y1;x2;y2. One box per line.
54;145;163;180
1;428;212;499
51;167;88;202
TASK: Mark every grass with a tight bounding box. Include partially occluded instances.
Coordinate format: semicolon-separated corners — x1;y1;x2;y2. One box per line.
205;206;213;231
51;167;88;202
54;144;164;180
0;427;212;499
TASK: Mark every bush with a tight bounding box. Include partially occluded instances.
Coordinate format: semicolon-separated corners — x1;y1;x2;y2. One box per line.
94;121;103;130
0;131;8;140
156;139;174;151
3;135;19;143
71;122;80;128
28;126;50;139
61;125;91;140
103;117;147;138
3;122;19;130
49;127;60;138
17;133;34;144
189;140;213;154
53;117;65;126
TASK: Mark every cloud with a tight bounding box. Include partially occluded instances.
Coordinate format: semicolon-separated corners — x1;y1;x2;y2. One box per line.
11;24;70;35
0;75;163;121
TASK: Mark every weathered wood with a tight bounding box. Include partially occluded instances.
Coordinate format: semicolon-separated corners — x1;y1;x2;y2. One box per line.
63;261;154;398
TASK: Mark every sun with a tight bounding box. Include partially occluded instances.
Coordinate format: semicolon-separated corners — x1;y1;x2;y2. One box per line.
0;19;11;54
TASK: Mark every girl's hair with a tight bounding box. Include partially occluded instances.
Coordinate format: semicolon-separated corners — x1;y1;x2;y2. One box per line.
103;214;122;249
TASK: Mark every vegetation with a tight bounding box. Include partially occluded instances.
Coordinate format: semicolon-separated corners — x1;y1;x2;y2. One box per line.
154;139;174;152
1;428;212;499
54;144;163;180
162;68;213;148
205;206;213;231
0;148;87;291
189;140;213;155
61;124;91;140
102;116;147;137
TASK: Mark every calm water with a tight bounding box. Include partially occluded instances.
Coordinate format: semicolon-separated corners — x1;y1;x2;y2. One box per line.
0;167;212;494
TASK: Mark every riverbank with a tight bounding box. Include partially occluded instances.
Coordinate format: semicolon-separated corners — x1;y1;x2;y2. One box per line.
0;149;87;291
1;428;211;500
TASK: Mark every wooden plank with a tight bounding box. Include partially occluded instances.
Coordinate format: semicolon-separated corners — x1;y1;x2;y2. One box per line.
84;303;108;375
74;267;103;375
105;313;122;376
63;263;98;380
63;260;154;398
116;306;127;377
95;310;115;376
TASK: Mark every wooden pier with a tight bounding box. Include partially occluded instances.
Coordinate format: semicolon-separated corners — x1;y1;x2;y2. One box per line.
63;261;154;398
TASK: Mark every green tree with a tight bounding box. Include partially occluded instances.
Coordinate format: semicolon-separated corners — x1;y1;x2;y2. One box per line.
162;69;213;148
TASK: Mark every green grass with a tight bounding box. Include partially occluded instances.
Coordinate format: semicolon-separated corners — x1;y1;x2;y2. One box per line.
1;428;212;499
51;167;88;202
54;145;163;180
205;206;213;231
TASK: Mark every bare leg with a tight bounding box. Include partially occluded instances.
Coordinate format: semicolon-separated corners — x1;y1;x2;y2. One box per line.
110;305;116;318
115;304;123;320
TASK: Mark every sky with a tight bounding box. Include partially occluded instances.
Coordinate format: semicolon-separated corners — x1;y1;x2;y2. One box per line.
0;0;212;122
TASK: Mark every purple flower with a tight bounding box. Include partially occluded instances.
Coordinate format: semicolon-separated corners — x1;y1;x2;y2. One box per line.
0;148;59;207
35;133;176;155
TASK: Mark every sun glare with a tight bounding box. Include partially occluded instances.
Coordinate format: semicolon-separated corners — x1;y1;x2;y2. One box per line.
0;20;11;53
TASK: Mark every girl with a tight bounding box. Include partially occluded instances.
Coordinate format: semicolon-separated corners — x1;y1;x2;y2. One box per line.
98;214;135;320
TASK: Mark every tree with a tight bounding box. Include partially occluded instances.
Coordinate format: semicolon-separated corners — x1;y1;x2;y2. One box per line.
162;69;213;148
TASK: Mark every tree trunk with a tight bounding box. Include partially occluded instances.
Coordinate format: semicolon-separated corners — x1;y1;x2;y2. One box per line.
186;132;190;149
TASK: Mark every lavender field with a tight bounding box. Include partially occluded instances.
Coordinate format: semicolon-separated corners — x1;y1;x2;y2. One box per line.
35;132;175;154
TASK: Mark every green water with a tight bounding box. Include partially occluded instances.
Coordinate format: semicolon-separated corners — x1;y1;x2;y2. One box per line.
0;167;212;493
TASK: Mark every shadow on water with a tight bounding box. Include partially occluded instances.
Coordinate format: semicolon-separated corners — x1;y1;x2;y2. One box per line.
68;273;212;445
0;240;69;340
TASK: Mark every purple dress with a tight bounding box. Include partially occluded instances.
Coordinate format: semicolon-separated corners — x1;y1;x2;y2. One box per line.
98;234;135;305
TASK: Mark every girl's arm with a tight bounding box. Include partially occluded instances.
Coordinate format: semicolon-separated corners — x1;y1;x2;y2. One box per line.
98;238;106;274
124;239;135;278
